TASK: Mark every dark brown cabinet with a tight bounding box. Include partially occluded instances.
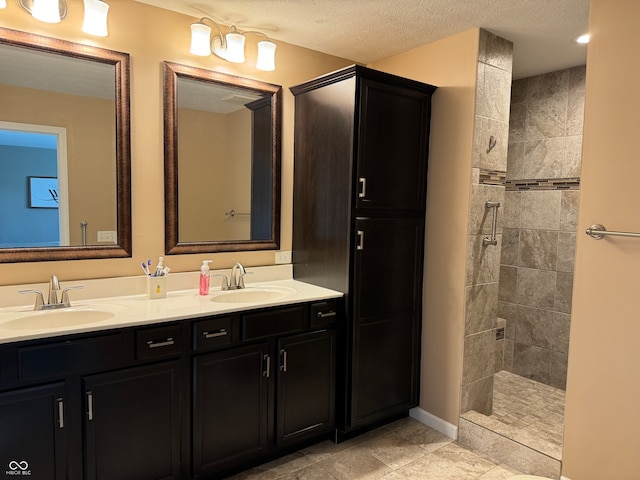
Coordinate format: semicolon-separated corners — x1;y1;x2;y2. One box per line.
83;362;182;480
192;308;337;478
291;65;435;434
0;383;66;480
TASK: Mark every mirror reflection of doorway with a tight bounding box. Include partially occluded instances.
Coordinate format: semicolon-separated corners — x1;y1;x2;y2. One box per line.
0;121;69;248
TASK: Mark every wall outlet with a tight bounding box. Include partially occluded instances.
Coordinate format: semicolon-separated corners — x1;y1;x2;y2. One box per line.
97;230;117;243
275;250;292;264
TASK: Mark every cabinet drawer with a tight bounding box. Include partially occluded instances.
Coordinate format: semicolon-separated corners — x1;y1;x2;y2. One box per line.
136;324;182;361
18;333;126;382
242;306;304;341
310;301;339;327
193;316;232;351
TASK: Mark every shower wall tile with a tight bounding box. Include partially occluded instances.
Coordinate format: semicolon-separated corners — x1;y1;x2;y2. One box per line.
567;92;586;136
480;29;513;72
468;184;505;235
506;141;525;180
516;267;556;310
560;190;580;231
503;339;514;371
463;330;497;384
503;191;521;228
568;65;586;93
518;230;558;270
523;138;565;179
473;116;509;171
465;283;499;335
554;272;573;314
552;313;571;353
527;69;569;101
513;343;551;384
526;95;567;140
501;228;519;266
550;351;569;389
515;305;555;350
520;191;561;230
484;65;512;123
461;375;494;415
509;104;526;143
563;135;583;177
498;266;517;303
511;78;527;104
466;234;502;286
498;303;517;338
557;232;576;273
476;62;486;118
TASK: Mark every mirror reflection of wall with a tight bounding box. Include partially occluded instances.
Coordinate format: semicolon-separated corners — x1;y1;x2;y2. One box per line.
176;76;257;242
0;42;117;248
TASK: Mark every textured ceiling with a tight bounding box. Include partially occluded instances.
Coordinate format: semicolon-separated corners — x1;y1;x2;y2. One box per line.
135;0;590;79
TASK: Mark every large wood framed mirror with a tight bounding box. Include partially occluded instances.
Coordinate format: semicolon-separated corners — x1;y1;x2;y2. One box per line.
0;27;131;263
163;61;281;254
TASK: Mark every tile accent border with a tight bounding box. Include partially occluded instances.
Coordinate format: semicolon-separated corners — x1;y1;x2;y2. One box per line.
506;177;581;191
479;169;506;185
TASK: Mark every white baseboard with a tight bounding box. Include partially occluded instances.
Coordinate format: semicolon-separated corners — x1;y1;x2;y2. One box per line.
560;476;572;480
409;407;458;440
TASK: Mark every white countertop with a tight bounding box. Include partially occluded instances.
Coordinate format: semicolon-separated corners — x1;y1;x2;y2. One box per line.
0;278;343;344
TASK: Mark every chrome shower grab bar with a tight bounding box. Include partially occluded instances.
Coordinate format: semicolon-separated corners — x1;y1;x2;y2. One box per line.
585;224;640;240
483;201;501;246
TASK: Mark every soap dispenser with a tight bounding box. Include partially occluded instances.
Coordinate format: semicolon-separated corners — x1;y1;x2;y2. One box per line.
199;260;212;295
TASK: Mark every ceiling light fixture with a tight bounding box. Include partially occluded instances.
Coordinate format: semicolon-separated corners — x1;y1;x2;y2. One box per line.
190;17;277;71
18;0;109;36
574;33;590;44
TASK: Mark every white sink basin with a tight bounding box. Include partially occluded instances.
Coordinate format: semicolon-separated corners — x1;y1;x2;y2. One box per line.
210;286;296;304
0;305;129;331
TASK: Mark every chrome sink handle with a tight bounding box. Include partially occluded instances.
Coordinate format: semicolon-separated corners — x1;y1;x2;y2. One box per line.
19;290;45;310
61;285;84;307
211;274;229;291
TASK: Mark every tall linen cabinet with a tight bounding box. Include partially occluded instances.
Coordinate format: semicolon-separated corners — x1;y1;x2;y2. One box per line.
291;65;436;435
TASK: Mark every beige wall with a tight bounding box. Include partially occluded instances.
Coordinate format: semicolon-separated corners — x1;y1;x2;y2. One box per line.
0;0;351;284
562;1;640;478
0;84;116;245
370;29;479;426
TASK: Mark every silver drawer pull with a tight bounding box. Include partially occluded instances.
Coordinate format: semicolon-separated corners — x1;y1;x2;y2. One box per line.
358;177;367;198
57;398;65;429
317;311;336;318
203;329;227;339
147;337;175;348
357;230;364;250
86;391;94;421
263;354;270;378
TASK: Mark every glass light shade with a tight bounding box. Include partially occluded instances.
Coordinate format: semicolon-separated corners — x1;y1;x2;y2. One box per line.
190;23;212;56
0;0;6;9
32;0;61;23
82;0;109;37
225;31;245;63
256;40;276;71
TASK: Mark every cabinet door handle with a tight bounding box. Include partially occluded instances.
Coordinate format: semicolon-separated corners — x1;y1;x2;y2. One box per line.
280;349;287;372
202;329;227;339
357;230;365;250
263;354;270;378
358;177;367;198
317;311;336;318
56;397;64;429
146;337;174;348
86;391;94;421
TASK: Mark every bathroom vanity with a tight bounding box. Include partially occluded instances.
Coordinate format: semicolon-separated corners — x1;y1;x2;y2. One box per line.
0;280;341;480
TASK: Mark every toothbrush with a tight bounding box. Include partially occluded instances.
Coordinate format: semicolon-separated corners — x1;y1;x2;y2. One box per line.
141;261;151;276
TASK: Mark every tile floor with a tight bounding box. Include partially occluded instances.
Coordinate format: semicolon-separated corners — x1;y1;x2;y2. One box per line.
462;370;566;460
227;417;523;480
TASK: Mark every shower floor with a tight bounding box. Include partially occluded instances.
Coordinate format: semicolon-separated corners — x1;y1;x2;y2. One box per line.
461;370;566;460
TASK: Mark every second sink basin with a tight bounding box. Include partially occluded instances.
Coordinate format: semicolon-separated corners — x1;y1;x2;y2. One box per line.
210;286;296;304
0;305;130;331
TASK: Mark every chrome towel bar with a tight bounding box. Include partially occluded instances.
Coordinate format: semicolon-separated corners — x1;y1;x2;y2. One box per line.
585;224;640;240
483;201;501;246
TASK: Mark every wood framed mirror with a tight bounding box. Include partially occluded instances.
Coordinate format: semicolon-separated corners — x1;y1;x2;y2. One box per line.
163;61;281;254
0;27;131;263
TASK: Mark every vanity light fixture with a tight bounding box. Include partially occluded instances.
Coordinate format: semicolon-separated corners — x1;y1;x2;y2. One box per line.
0;0;7;9
190;17;277;71
18;0;109;36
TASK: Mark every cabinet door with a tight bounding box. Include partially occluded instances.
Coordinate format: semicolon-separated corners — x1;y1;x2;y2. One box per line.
193;343;270;477
0;383;66;480
276;329;336;447
355;78;431;211
83;362;181;480
350;217;423;428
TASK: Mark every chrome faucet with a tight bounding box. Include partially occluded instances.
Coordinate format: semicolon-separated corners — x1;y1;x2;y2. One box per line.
19;274;83;310
229;262;249;290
